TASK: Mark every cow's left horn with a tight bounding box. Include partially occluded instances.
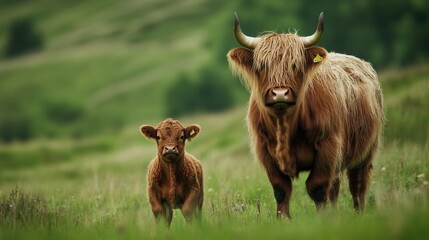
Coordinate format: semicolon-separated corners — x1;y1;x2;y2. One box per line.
234;12;261;49
301;12;324;47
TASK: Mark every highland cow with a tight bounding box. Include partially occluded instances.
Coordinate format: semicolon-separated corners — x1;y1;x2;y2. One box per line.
227;12;384;219
140;118;203;226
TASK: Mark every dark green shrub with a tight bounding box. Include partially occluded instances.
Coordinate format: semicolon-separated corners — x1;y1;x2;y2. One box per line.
165;74;197;118
165;67;235;118
44;100;85;123
0;115;33;143
5;18;44;58
195;67;234;112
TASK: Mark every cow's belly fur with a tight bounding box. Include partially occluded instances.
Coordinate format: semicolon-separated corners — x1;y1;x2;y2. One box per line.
294;139;315;171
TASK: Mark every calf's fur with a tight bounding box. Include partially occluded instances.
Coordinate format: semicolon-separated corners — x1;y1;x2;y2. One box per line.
140;118;203;226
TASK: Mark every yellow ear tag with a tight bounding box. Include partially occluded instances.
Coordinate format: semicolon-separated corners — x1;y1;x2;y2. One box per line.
313;54;323;63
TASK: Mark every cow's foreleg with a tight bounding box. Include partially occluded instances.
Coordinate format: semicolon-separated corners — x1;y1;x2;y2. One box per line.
306;135;342;210
271;174;292;220
263;156;293;219
256;136;293;219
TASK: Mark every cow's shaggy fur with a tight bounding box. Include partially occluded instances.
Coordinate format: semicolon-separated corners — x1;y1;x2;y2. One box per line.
140;119;203;226
228;31;384;219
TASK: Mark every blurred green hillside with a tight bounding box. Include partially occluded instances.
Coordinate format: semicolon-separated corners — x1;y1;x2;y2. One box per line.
0;0;428;143
0;0;231;141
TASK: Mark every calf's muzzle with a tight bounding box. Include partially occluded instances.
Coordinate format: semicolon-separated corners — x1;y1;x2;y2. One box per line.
163;145;178;155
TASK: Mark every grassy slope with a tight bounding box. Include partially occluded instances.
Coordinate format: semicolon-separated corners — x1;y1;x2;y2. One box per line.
0;68;428;239
0;0;226;138
0;0;429;239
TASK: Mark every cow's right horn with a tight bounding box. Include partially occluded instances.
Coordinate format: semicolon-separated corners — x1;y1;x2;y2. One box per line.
234;12;261;50
301;12;324;47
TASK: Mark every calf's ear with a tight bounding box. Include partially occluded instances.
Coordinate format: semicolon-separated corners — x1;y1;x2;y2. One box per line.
184;124;201;141
140;125;157;140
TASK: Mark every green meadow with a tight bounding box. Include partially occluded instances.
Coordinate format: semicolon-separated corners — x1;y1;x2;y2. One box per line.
0;0;428;239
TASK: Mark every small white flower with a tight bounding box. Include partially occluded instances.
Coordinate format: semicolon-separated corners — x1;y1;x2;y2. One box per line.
241;203;246;211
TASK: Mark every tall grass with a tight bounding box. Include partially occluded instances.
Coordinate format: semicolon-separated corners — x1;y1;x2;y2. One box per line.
0;128;428;239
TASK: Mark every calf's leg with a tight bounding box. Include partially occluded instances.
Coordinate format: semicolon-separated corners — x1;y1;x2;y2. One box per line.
150;202;173;227
149;188;173;226
181;188;202;223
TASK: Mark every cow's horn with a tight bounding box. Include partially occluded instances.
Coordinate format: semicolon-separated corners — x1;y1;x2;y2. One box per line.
234;12;261;50
301;12;324;47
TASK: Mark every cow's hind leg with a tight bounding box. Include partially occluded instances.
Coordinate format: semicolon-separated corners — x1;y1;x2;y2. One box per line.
347;145;376;212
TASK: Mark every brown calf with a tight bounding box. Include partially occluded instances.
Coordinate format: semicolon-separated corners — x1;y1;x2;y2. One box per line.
140;118;203;226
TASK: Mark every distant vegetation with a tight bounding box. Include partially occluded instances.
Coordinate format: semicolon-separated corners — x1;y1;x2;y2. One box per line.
4;18;43;58
296;0;429;68
216;0;429;69
165;67;235;118
0;0;428;142
0;114;33;142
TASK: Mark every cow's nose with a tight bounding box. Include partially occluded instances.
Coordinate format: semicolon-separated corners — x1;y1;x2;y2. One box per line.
271;88;289;101
264;87;296;107
164;146;176;154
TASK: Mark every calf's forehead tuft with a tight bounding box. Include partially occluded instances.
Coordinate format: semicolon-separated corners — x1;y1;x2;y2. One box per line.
156;119;184;135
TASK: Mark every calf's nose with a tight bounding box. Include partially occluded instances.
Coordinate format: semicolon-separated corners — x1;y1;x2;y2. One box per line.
164;146;177;154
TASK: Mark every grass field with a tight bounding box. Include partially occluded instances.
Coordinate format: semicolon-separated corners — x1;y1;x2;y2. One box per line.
1;82;429;239
1;0;429;239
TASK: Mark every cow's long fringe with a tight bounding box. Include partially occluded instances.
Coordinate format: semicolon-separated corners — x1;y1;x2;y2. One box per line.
254;34;305;91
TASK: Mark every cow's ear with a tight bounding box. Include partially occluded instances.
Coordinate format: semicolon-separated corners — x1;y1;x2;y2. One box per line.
305;46;327;66
227;48;254;76
184;124;201;141
140;125;157;140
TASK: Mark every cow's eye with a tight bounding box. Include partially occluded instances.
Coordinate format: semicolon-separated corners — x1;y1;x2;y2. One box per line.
156;135;161;140
180;134;184;140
